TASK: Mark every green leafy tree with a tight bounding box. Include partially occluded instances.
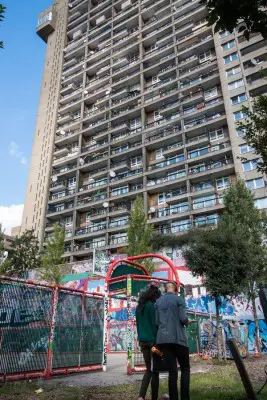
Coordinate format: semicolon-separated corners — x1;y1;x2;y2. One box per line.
127;196;154;273
238;95;267;175
7;230;41;277
201;0;267;40
182;222;257;359
221;180;267;354
0;4;6;49
41;224;65;284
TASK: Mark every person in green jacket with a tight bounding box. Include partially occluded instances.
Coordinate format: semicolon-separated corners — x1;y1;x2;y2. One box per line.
136;282;161;400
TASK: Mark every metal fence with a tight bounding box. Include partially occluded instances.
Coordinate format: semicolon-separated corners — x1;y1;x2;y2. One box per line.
0;276;104;381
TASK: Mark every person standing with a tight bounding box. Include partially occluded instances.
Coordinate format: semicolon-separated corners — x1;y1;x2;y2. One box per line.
155;282;190;400
136;283;161;400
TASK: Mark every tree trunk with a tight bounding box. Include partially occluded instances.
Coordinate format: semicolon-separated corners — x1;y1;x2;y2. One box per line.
215;298;221;360
251;294;261;356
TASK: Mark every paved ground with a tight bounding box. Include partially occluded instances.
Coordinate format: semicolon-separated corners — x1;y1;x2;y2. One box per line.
48;354;212;388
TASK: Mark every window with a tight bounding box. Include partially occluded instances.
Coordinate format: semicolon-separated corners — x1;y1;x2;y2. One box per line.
188;147;209;159
193;195;215;209
228;79;244;91
154;110;162;120
246;178;265;189
130;118;141;130
64;216;73;226
239;144;254;154
219;30;230;38
222;40;236;51
131;156;142;167
209;128;224;141
204;87;217;99
156;148;163;159
171;219;191;233
255;197;267;209
68;177;76;186
242;160;258;171
233;110;248;120
195;214;218;226
231;93;247;105
158;193;166;204
192;181;213;191
111;186;129;196
199;50;212;63
236;129;245;137
224;52;238;64
226;65;241;77
216;177;230;190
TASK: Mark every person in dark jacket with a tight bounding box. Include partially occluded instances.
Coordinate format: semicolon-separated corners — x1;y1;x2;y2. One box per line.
155;282;190;400
136;283;161;400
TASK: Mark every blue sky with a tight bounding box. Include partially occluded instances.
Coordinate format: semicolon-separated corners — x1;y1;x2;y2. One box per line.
0;0;52;231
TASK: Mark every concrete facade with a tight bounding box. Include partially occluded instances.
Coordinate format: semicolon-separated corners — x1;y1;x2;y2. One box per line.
23;0;267;258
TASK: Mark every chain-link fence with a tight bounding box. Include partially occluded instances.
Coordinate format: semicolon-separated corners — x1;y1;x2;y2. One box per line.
0;277;104;381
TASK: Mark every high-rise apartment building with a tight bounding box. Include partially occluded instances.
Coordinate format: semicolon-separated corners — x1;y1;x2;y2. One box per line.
22;0;267;263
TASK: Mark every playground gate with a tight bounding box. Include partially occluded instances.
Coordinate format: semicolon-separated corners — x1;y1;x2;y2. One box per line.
0;276;104;381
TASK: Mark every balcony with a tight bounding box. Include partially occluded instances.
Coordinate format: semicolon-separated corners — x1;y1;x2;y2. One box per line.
50;180;68;192
148;155;185;171
77;192;107;207
111;183;143;197
52;163;77;176
110;168;143;183
79;178;108;192
147;169;186;187
47;202;74;215
80;151;108;167
189;158;233;176
109;235;128;246
149;203;190;219
74;239;107;251
111;141;142;155
75;223;107;236
145;125;181;144
109;217;129;228
81;139;109;154
50;188;76;201
184;112;225;130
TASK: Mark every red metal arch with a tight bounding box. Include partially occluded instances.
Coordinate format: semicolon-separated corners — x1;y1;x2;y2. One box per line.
105;253;179;287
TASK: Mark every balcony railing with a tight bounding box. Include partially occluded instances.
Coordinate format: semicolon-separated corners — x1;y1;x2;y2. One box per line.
109;218;129;228
145;126;181;143
109;235;127;245
148;155;185;171
111;141;142;155
145;112;181;130
76;223;107;235
189;158;233;175
147;170;186;186
111;184;143;197
79;178;108;192
77;192;107;206
150;204;189;218
184;112;225;129
52;164;77;175
110;168;143;182
50;189;76;200
47;203;74;214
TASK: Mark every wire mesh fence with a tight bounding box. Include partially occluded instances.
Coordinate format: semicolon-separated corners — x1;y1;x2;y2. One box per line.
0;277;104;381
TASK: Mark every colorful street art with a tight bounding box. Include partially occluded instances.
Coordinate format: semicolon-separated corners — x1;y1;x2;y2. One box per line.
63;248;267;356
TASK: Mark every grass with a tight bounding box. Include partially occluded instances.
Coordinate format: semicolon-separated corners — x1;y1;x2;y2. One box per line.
0;366;266;399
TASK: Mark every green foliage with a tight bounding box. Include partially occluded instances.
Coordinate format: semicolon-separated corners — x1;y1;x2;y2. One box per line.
40;224;65;284
201;0;267;39
238;95;267;175
0;4;6;49
127;197;154;273
6;230;41;277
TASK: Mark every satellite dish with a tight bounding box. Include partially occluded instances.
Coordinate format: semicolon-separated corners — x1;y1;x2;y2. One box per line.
84;90;88;94
103;202;109;208
90;50;94;55
87;219;93;225
149;207;156;213
109;170;116;177
79;158;85;165
60;130;65;135
251;58;258;66
106;89;111;95
91;139;96;145
89;177;95;182
52;176;58;182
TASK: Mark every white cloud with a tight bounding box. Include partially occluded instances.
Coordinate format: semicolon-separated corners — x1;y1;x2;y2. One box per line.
0;204;24;235
8;142;27;165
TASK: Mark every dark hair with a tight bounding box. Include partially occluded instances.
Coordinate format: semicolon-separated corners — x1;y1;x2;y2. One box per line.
137;285;161;314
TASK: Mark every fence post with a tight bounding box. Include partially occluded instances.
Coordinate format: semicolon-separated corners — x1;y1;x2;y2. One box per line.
126;275;133;375
45;286;58;380
102;293;109;371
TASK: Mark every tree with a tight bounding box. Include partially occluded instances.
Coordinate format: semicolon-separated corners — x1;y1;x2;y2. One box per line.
201;0;267;40
221;180;267;354
182;222;257;359
7;230;41;277
126;196;154;273
40;224;65;284
0;4;6;49
238;95;267;175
